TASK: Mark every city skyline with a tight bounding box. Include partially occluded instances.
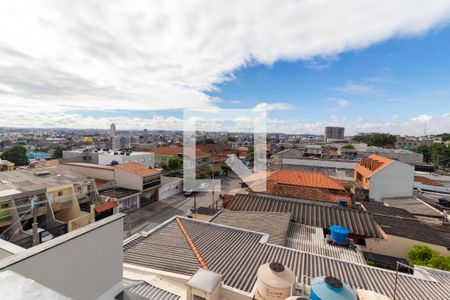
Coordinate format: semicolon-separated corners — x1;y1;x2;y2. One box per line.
1;1;450;134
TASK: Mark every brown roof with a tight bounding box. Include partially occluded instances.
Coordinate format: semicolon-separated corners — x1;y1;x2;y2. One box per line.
115;163;160;177
148;146;209;157
94;201;118;213
246;170;345;191
414;175;444;187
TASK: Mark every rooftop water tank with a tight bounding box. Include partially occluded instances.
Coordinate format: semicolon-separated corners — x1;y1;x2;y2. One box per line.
256;262;296;300
338;199;347;207
310;276;356;300
329;225;349;244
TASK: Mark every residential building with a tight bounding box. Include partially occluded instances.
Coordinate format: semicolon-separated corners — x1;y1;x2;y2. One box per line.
114;163;161;207
361;202;450;259
62;149;155;168
244;170;351;205
110;123;116;137
148;146;210;167
354;155;414;201
0;160;14;172
325;126;345;141
0;167;98;248
112;135;131;149
123;215;450;300
395;137;433;149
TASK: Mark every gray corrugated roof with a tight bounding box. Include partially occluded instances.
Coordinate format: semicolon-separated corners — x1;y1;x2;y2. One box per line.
361;202;450;247
0;167;89;198
123;280;180;300
123;217;449;300
285;223;366;264
228;193;382;238
212;211;291;245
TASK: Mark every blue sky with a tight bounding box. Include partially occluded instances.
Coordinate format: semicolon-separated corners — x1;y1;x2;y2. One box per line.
1;1;450;134
71;26;450;134
212;26;450;124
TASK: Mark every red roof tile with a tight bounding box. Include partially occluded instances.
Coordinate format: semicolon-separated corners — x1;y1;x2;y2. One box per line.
355;155;394;178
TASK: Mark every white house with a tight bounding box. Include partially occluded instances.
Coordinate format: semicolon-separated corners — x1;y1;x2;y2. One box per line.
354;155;414;201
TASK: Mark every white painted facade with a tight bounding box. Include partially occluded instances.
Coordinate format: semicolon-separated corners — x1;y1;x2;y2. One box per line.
369;160;414;201
98;152;155;168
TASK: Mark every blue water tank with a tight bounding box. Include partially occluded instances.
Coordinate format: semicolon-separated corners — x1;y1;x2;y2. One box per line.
310;276;356;300
330;225;350;244
338;199;347;207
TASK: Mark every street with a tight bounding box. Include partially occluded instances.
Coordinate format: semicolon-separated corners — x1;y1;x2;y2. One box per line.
123;174;242;237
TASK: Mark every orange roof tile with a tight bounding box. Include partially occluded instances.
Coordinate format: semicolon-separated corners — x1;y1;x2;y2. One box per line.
148;146;209;157
355;155;394;178
94;201;117;213
269;170;345;190
115;163;160;177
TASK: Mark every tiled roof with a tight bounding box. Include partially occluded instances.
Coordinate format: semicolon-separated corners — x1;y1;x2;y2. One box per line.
414;175;444;187
149;147;209;157
269;170;345;190
94;201;117;213
123;279;180;300
115;163;160;177
355;155;393;178
361;202;450;247
124;217;449;300
212;211;291;245
261;181;351;204
285;223;366;264
227;193;382;238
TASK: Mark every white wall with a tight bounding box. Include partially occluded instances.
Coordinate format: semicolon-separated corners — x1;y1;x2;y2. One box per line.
0;214;124;300
115;168;143;191
283;158;357;169
60;164;114;181
369;161;414;201
98;152;155;168
159;177;183;200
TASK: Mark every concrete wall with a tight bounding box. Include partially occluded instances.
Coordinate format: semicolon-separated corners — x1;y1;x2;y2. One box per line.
363;235;449;260
283;158;357;169
98;152;155;168
60;164;114;181
0;214;124;300
114;168;143;191
159;176;183;200
369;161;414;201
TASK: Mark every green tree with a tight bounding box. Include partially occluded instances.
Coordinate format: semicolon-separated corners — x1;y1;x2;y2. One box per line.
408;245;450;271
52;145;65;159
352;133;397;148
341;144;355;150
197;137;215;145
220;164;231;176
0;146;29;166
167;157;183;171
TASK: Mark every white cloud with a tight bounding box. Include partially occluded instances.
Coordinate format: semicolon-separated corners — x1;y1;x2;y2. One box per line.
335;82;378;95
252;102;292;114
337;99;349;107
0;1;450;127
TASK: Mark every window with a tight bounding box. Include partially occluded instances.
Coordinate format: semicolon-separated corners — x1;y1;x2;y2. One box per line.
57;191;63;196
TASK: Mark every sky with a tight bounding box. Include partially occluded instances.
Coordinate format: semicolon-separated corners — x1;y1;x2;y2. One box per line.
1;0;450;135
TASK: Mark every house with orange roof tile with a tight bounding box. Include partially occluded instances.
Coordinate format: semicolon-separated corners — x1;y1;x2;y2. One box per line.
114;163;161;207
244;170;351;205
354;155;414;201
148;146;210;167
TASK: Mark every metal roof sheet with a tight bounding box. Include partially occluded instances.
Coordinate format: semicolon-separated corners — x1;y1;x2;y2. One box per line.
123;280;180;300
124;217;449;300
227;193;382;238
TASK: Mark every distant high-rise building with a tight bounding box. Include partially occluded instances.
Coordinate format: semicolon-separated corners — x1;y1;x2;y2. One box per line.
325;126;345;141
110;123;116;137
112;135;130;149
